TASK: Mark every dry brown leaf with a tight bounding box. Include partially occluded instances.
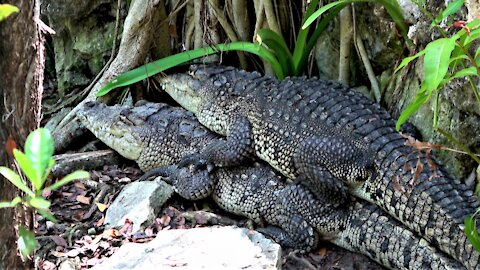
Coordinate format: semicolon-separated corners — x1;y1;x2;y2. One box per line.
95;202;108;212
102;228;121;238
96;214;105;227
317;247;327;257
74;182;86;190
76;195;91;205
50;235;68;247
39;260;56;270
158;215;171;226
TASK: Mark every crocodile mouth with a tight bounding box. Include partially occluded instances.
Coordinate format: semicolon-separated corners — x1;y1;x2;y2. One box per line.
77;102;144;160
158;74;202;115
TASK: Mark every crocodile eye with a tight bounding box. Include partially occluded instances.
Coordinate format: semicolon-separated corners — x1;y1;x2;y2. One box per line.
119;115;134;126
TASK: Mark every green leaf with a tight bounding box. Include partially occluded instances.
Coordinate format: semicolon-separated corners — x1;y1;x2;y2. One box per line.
394;50;427;73
257;29;293;75
47;170;90;191
423;38;457;91
431;0;464;28
13;149;38;188
292;0;320;74
449;54;469;64
25;128;54;190
0;167;34;196
475;46;480;60
465;217;480;252
302;0;408;39
396;88;430;130
449;66;478;80
0;4;19;21
18;226;36;258
97;42;283;96
28;196;51;210
0;197;21;208
37;209;57;222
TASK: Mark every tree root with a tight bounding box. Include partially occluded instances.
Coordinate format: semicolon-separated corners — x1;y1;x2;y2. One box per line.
52;0;165;152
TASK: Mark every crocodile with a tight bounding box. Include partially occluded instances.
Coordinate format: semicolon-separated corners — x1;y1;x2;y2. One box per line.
156;65;480;269
77;101;464;270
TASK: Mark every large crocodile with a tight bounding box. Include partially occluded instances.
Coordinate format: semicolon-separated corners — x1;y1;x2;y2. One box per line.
156;65;480;269
77;101;464;269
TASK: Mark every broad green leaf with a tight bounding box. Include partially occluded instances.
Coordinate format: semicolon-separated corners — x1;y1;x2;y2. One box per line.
28;196;51;209
47;170;90;191
25;128;54;190
37;209;57;222
430;0;464;28
394;50;427;73
448;67;478;81
0;167;34;196
396;89;430;130
97;42;283;96
465;217;480;252
257;29;293;75
0;197;21;208
13;149;38;188
18;226;36;258
423;38;456;91
302;0;408;39
0;4;19;21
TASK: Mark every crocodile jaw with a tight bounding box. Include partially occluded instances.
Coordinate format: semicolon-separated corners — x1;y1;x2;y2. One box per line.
77;104;143;160
158;74;201;115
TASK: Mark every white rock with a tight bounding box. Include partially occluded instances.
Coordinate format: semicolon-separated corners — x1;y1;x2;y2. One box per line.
93;226;281;270
104;179;173;232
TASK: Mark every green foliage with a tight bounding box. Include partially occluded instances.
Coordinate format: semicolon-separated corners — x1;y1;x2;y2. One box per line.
302;0;408;40
395;1;480;251
465;214;480;252
0;128;90;258
0;4;19;21
97;42;281;96
394;12;480;130
98;0;407;97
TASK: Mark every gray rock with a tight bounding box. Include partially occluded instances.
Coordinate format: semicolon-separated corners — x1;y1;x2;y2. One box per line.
92;226;281;270
104;179;173;232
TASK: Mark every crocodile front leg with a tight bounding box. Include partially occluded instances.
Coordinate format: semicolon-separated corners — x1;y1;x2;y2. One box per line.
179;116;256;169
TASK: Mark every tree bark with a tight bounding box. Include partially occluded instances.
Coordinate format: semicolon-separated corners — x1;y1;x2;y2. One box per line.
0;0;45;268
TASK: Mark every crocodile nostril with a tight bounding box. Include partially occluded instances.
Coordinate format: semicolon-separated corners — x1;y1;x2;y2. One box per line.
120;109;130;116
84;101;97;108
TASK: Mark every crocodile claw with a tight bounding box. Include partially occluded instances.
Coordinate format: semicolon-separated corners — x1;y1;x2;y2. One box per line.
178;153;214;172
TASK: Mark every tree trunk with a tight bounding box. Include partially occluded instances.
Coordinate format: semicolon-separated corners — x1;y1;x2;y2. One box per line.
0;0;45;268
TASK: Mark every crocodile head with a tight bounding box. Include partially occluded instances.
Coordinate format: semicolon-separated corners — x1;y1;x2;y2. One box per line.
157;65;244;115
77;101;217;171
77;101;157;162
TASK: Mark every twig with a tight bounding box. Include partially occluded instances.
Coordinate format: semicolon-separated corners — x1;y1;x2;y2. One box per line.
352;4;381;102
338;5;353;84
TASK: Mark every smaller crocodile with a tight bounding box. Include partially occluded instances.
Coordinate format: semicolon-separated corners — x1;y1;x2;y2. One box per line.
77;101;464;270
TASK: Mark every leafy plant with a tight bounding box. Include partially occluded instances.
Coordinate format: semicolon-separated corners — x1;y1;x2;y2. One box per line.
0;4;19;21
97;0;407;96
394;0;480;132
393;0;480;252
0;128;89;258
